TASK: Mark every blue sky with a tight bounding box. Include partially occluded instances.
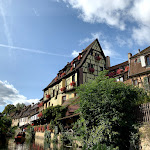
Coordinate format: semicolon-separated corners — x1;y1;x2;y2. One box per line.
0;0;150;112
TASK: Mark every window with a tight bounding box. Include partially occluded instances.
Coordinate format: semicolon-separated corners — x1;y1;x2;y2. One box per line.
88;63;94;68
49;102;50;106
95;53;99;57
72;74;75;82
100;67;103;71
45;103;47;108
133;80;138;86
146;55;150;66
62;96;66;103
116;77;124;82
53;89;55;97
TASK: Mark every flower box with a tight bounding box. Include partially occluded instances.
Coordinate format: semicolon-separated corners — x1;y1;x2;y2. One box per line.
70;81;76;86
55;76;58;82
116;69;123;74
71;60;74;65
46;94;51;99
95;56;101;61
89;68;95;73
37;112;43;118
125;66;129;72
38;102;43;107
61;72;66;78
60;87;66;91
108;71;116;77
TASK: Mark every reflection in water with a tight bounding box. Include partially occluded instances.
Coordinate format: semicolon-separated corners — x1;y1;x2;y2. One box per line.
0;138;79;150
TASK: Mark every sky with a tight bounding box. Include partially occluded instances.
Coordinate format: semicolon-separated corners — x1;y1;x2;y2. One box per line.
0;0;150;112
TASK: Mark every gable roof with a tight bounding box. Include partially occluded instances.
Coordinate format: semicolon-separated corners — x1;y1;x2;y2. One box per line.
43;39;105;91
131;46;150;58
109;61;128;71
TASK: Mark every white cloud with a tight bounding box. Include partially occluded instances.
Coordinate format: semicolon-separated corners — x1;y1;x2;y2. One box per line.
61;0;131;30
59;0;150;46
0;80;39;106
116;36;133;48
132;25;150;46
71;50;80;57
129;0;150;45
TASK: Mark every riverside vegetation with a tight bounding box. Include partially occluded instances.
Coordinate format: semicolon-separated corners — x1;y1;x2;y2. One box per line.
1;70;150;150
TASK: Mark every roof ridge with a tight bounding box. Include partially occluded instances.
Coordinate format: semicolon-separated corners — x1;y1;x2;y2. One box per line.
43;39;98;91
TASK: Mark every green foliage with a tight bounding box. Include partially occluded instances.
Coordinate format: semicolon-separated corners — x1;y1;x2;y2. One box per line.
83;143;115;150
2;104;16;115
75;70;149;150
42;105;67;126
44;130;51;142
15;103;25;111
9;126;18;135
0;116;12;136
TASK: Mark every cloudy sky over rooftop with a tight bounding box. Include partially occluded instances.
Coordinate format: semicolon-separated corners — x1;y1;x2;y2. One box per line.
0;0;150;111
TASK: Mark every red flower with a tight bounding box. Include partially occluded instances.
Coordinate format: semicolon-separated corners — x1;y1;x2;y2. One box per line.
61;72;66;78
95;56;101;61
70;66;74;71
78;55;82;60
70;81;76;86
37;112;43;118
60;87;66;91
71;60;74;65
46;95;51;99
89;68;95;73
38;102;43;107
108;71;116;77
55;76;58;82
125;66;129;72
116;69;123;74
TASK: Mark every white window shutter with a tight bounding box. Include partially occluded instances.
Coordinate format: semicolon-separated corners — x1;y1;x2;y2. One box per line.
140;56;146;67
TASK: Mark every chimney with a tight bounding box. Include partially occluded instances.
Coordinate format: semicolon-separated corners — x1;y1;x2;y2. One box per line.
67;62;69;65
106;56;110;69
138;49;140;53
128;53;132;64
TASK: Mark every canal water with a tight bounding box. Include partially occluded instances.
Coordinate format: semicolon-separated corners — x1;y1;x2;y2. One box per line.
0;138;79;150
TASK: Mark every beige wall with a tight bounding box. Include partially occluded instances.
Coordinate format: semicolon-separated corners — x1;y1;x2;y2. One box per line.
43;73;77;109
11;118;19;127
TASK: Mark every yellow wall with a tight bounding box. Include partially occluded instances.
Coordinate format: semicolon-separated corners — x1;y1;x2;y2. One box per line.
43;73;77;109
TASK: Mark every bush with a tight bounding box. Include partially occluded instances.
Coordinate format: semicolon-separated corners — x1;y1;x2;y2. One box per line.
75;70;150;150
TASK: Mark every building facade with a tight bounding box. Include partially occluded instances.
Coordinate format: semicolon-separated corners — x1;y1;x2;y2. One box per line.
108;46;150;91
40;39;110;111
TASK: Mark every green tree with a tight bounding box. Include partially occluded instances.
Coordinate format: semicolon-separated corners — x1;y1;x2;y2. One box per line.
2;104;16;115
15;103;25;111
0;115;12;136
42;105;67;126
74;70;149;150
